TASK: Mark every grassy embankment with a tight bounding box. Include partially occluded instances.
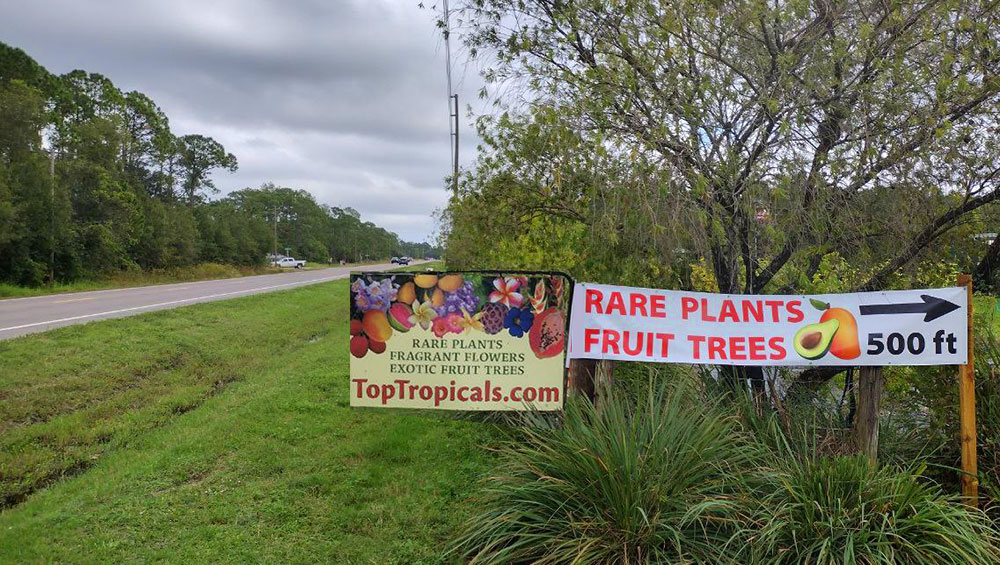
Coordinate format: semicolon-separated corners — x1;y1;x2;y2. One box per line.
0;260;398;299
0;277;495;562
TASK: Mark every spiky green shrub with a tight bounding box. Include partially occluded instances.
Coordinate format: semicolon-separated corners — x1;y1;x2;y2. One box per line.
449;380;757;564
748;454;1000;564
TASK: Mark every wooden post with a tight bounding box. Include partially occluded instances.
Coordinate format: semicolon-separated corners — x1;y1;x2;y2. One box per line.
957;273;979;506
594;360;614;412
568;358;596;403
855;366;885;461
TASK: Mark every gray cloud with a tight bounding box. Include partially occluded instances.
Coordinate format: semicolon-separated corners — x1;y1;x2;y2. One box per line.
1;0;481;241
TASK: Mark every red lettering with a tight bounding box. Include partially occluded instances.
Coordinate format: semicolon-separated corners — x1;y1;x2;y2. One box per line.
700;298;717;322
630;293;648;317
708;336;727;359
457;386;470;402
748;337;766;360
352;378;367;397
585;288;604;314
719;300;739;322
681;297;698;320
742;300;764;323
765;300;783;322
623;331;643;356
769;337;786;360
434;386;448;406
729;337;747;360
381;383;396;404
688;335;705;358
584;327;600;352
657;333;675;357
786;300;804;323
607;292;626;315
650;294;667;318
603;329;621;354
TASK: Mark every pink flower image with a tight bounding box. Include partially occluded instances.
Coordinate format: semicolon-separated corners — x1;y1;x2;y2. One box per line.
431;312;463;338
489;276;524;308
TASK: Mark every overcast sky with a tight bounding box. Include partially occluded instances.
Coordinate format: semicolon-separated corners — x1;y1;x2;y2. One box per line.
1;0;482;242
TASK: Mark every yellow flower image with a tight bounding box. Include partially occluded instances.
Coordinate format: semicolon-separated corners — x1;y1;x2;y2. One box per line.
408;299;438;330
455;308;484;334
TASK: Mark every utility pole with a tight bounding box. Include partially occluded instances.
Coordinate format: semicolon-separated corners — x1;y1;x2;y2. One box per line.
49;146;56;287
273;206;278;258
452;93;459;196
443;0;458;198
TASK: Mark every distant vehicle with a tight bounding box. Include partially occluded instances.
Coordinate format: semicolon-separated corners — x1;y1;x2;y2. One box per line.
273;257;306;269
390;256;400;264
398;256;411;265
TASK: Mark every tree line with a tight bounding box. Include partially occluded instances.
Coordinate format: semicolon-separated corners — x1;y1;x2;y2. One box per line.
0;43;438;286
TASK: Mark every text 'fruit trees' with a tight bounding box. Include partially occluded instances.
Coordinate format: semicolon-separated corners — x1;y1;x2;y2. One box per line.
567;283;967;366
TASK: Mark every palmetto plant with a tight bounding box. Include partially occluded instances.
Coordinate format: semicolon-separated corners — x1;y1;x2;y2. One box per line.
748;454;1000;564
449;379;758;564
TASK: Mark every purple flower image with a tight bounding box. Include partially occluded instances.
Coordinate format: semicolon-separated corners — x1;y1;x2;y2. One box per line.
352;277;398;313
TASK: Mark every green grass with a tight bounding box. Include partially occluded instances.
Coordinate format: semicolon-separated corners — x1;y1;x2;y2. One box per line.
390;260;445;272
0;279;496;562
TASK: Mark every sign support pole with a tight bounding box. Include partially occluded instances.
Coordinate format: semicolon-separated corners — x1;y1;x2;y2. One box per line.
957;273;978;506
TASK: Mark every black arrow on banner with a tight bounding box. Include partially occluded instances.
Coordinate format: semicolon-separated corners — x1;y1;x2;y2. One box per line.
858;295;960;322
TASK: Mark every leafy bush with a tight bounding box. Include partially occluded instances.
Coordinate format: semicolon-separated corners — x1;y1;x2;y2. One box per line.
750;455;999;564
450;379;756;563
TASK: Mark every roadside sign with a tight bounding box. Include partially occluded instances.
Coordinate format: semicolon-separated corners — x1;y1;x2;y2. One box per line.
568;284;967;366
349;271;569;410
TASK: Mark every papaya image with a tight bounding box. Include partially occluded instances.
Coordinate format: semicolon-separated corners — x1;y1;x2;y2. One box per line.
362;310;393;343
819;307;860;360
529;308;565;359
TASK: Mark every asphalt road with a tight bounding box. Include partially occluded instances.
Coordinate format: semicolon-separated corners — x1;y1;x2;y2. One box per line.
0;261;428;341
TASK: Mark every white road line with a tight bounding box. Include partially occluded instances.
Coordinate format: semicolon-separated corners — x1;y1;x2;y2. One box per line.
0;274;349;333
51;296;97;304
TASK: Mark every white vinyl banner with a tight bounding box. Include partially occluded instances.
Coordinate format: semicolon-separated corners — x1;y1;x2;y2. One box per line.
568;284;968;366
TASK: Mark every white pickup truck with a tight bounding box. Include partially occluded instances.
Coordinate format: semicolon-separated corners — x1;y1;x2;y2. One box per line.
273;257;306;269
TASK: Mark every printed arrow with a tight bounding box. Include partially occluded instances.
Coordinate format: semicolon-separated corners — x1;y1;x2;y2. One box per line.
859;295;960;322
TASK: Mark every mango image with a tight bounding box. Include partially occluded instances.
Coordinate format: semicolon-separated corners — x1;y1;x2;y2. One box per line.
414;274;438;289
397;281;417;304
362;310;393;342
431;288;445;307
793;318;839;360
437;274;464;292
820;307;860;360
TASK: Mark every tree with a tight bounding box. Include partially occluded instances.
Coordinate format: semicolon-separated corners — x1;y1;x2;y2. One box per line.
454;0;1000;389
176;134;237;205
